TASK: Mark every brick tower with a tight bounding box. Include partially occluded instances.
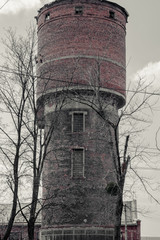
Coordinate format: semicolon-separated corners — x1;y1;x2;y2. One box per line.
36;0;128;239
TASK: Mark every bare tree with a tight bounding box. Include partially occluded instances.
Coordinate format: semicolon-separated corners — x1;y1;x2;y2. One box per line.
0;25;158;240
66;60;156;239
0;27;67;240
0;27;35;239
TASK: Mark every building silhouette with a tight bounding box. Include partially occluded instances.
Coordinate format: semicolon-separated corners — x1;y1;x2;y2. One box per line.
36;0;128;239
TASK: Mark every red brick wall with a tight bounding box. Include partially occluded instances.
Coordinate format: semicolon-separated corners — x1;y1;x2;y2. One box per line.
121;220;141;240
0;224;41;240
36;0;128;237
36;0;128;106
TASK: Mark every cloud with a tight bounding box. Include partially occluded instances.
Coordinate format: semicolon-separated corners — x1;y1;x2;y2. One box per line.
0;0;41;14
133;61;160;88
40;0;52;4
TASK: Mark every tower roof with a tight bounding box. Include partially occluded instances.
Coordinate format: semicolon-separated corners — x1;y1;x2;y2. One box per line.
38;0;129;20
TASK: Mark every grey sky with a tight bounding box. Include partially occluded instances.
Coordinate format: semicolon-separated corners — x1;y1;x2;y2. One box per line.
0;0;160;237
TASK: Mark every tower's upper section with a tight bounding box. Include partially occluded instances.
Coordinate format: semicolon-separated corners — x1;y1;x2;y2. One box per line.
36;0;128;107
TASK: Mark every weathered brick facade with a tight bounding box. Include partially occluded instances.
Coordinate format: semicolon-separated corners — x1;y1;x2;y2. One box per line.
0;201;141;240
36;0;128;239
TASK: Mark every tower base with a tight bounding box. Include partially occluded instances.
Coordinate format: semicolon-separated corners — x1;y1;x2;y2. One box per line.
40;227;114;240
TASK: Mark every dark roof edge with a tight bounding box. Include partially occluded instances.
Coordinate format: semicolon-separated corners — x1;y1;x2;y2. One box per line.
105;0;129;18
38;0;129;20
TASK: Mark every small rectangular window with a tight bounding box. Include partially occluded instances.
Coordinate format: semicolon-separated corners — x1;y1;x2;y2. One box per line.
70;111;87;133
72;149;84;178
109;11;115;19
75;6;83;15
45;12;50;21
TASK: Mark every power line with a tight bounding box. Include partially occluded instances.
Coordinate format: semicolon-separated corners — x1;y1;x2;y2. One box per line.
0;67;160;96
134;167;160;171
0;0;10;10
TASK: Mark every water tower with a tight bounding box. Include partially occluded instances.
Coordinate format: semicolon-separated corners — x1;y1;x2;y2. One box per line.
36;0;128;239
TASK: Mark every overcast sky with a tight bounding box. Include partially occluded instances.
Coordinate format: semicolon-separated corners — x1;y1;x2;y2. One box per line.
0;0;160;237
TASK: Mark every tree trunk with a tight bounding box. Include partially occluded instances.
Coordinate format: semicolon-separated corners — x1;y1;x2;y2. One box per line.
114;175;126;240
3;193;18;240
28;218;35;240
28;176;40;240
3;153;19;240
114;193;123;240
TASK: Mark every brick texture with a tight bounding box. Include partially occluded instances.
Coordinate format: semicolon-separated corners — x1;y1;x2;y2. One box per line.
36;0;128;105
36;0;128;238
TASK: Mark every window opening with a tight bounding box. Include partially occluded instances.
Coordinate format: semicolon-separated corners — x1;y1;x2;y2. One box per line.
72;149;84;178
73;113;83;132
70;111;87;133
109;10;115;19
75;6;83;15
45;12;50;21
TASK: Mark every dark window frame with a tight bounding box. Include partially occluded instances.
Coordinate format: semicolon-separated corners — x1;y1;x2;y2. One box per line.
71;148;85;178
70;111;87;133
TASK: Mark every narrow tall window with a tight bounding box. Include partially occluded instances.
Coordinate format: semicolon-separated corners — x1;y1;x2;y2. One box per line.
70;111;87;132
109;10;115;19
72;149;85;178
73;113;83;132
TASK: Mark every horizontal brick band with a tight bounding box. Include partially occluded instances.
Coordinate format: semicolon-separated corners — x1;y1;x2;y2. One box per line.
37;54;125;70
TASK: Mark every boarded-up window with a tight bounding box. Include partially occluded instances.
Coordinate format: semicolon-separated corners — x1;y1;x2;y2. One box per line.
72;149;84;178
73;113;83;132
